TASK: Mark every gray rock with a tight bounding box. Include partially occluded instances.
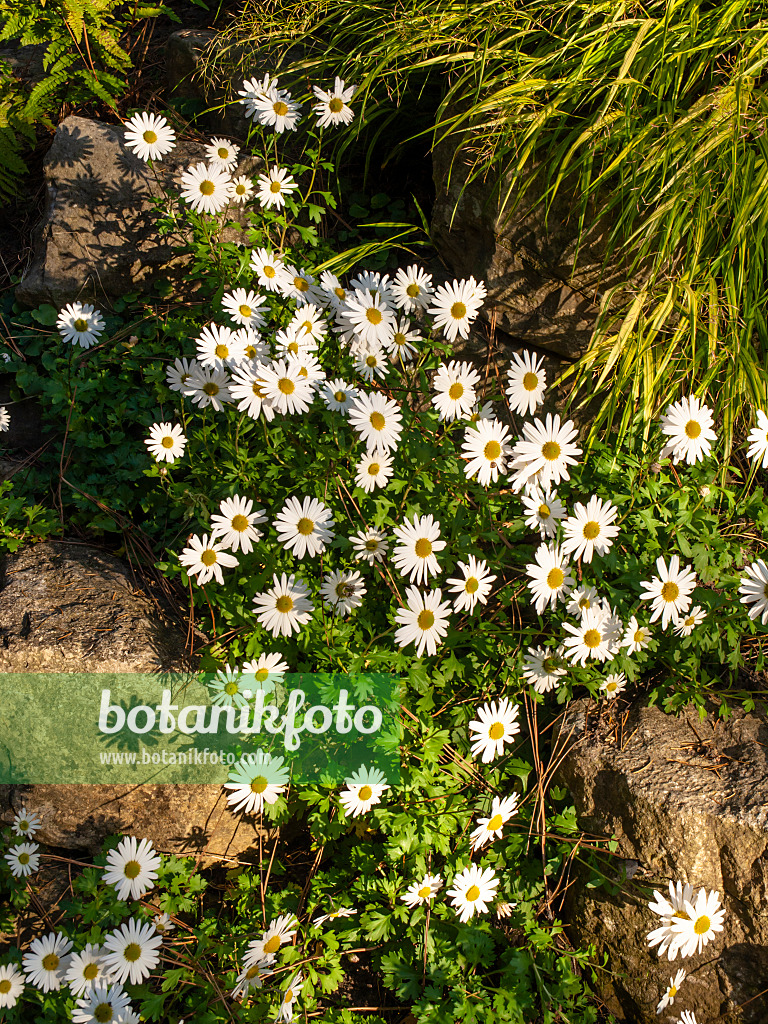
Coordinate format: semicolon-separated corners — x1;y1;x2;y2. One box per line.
431;143;640;359
556;697;768;1023
166;29;251;138
166;28;217;101
16;115;260;309
0;542;262;864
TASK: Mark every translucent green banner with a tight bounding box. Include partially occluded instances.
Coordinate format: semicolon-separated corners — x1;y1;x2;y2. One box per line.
0;673;402;783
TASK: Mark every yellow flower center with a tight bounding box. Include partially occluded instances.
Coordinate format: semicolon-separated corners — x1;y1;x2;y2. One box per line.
294;277;309;292
264;265;276;278
203;382;219;396
634;629;645;642
18;822;28;831
199;180;215;196
484;440;501;460
417;885;431;898
487;813;503;831
217;147;228;159
0;980;11;993
414;538;432;558
225;681;239;695
449;382;464;400
273;101;289;116
42;954;59;971
278;377;295;395
334;390;346;402
450;301;467;320
255;668;269;681
161;436;175;449
693;914;711;935
685;420;701;439
200;549;217;566
368;462;380;475
143;129;158;144
370;411;386;431
123;859;141;879
606;681;617;692
297;517;315;536
417;610;435;630
523;371;538;391
335;286;346;299
488;722;504;740
465;885;480;902
83;963;99;980
669;985;677;997
239;304;252;318
123;943;142;963
246;964;262;979
94;1004;114;1023
276;595;294;613
538;504;550;518
215;344;229;359
329;97;344;112
393;332;406;347
236;183;246;195
263;934;281;954
365;539;379;551
582;521;600;540
579;597;591;609
74;318;89;332
465;577;479;594
250;776;268;794
546;567;564;588
359;785;373;801
284;989;294;1003
542;440;561;461
584;629;601;648
270;180;282;193
287;342;300;356
18;852;29;865
661;581;680;602
252;382;266;397
231;514;249;532
366;308;383;325
366;355;377;367
406;283;420;297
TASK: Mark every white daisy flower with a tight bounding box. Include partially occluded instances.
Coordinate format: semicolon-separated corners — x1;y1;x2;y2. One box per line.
274;325;316;363
659;394;717;465
179;161;232;215
392;513;446;585
469;794;519;852
354;450;393;493
57;302;105;349
229;175;254;202
0;964;24;1008
0;406;9;431
153;913;175;936
5;842;39;877
282;265;325;306
656;969;686;1014
468;401;495;424
178;533;238;586
562;496;620;563
245;915;298;964
746;409;768;467
289;352;326;391
391;265;433;312
209;666;251;708
384;316;422;363
250;247;290;292
221;288;267;330
522;646;567;694
679;1011;699;1024
321;569;366;617
647;880;695;960
12;806;41;838
339;766;390;817
313;77;356;127
344;289;397;347
429;277;484;342
102;835;161;901
205;136;239;169
234;325;268;363
72;981;132;1024
312;906;357;926
229;362;276;420
183;365;232;411
251;85;302;132
462;418;513;487
256;166;299;210
123;111;176;161
526;542;574;614
351;527;389;564
231;957;274;1000
256;359;314;415
22;931;73;992
252;573;314;637
144;422;186;464
401;873;442;908
668;887;725;959
446;555;496;613
394;586;452;657
195;323;246;369
562;606;618;666
506;350;546;416
521;488;566;538
320;378;360;413
102;919;161;985
289;303;327;343
165;356;200;393
241;652;290;689
620;615;652;654
468;697;521;762
431;360;480;422
600;672;626;699
673;605;706;637
238;73;280;114
738;558;768;624
639;555;697;628
224;751;290;814
510;413;582;491
354;342;390;382
274;495;335;557
349;270;394;304
447;864;499;923
279;971;303;1022
210;495;266;553
348;391;403;452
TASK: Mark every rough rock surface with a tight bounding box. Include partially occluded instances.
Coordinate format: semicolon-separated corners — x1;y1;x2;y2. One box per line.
16;115;260;309
556;697;768;1024
0;542;261;864
431;143;639;359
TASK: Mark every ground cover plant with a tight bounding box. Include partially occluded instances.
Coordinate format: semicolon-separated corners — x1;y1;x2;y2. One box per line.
1;65;768;1024
206;0;768;454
